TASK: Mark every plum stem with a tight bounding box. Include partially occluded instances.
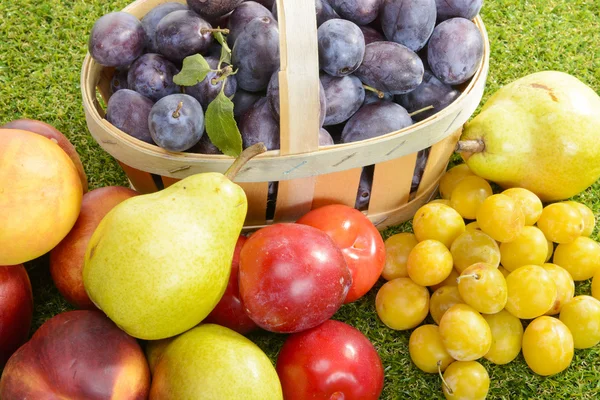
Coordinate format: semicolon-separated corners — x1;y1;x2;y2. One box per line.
225;143;267;180
455;139;485;153
438;361;453;395
201;28;230;35
211;66;234;85
362;84;385;99
409;105;435;117
172;101;183;119
456;273;480;284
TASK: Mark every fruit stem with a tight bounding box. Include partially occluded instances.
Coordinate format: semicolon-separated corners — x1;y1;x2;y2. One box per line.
201;28;230;35
225;142;268;180
211;66;234;85
409;105;434;117
438;361;453;395
455;139;485;153
362;84;385;99
172;101;183;119
456;273;480;283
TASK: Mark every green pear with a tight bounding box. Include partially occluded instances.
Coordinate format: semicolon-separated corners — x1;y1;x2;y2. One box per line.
458;71;600;201
146;337;175;375
83;144;266;340
149;324;283;400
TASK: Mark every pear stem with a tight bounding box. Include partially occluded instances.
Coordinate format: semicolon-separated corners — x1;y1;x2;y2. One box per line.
456;273;480;284
455;139;485;153
438;361;453;395
409;105;435;117
225;142;267;181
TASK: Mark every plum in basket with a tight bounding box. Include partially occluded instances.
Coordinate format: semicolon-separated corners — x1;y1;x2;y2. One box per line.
88;12;146;68
148;94;205;152
239;98;280;150
106;89;155;144
127;53;180;102
155;10;214;63
341;102;412;143
317;19;365;77
427;18;484;85
320;73;365;126
396;70;461;122
141;2;188;53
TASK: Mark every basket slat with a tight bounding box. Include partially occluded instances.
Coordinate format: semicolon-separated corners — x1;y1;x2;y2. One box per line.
312;168;363;209
238;182;269;226
274;177;316;222
369;180;439;229
118;162;158;194
273;0;320;221
368;153;418;215
417;128;463;197
162;176;181;188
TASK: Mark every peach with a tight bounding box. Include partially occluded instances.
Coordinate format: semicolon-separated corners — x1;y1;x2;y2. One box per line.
0;310;151;399
0;129;83;265
2;119;88;193
50;186;138;309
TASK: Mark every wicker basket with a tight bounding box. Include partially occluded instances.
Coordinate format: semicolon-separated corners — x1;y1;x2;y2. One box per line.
81;0;490;231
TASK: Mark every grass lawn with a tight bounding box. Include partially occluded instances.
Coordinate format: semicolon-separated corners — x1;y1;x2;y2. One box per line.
1;0;600;398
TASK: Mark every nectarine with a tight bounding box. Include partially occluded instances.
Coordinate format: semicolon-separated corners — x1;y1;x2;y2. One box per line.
0;310;151;399
0;265;33;367
2;119;88;192
0;129;83;265
50;186;138;309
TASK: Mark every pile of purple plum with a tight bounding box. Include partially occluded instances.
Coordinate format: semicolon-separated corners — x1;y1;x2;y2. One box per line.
88;0;484;210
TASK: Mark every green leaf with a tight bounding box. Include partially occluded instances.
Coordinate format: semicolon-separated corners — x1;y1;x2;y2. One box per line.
173;54;211;86
213;31;231;53
213;31;232;65
220;44;232;65
205;91;243;157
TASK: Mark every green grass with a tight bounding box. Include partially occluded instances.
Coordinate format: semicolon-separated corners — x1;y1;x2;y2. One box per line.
1;0;600;398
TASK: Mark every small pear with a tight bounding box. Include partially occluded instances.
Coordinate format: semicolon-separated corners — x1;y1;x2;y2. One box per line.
146;337;175;375
149;324;283;399
458;71;600;201
83;144;266;340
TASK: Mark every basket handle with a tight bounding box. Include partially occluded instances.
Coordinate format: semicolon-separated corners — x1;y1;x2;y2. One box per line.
272;0;321;221
276;0;321;156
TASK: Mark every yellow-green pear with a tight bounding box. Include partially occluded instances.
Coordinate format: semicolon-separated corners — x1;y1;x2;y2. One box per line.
458;71;600;201
146;337;176;375
83;144;266;340
149;324;283;400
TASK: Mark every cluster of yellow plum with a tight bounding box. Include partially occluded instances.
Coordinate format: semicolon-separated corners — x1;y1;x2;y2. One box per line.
375;163;600;400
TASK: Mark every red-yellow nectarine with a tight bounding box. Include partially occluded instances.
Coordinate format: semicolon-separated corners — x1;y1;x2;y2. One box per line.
2;119;88;193
0;310;151;399
0;129;82;265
